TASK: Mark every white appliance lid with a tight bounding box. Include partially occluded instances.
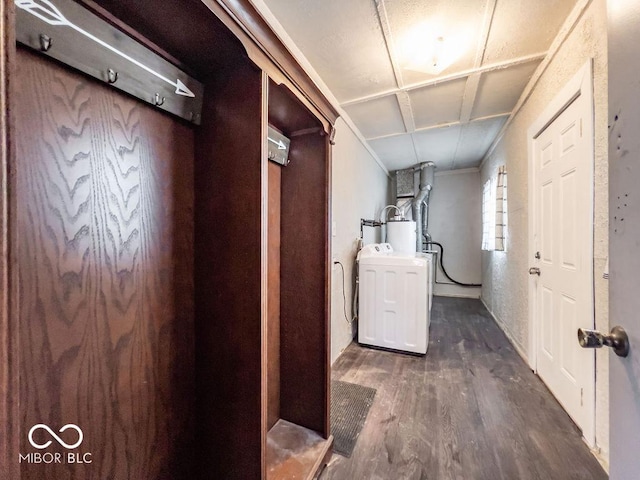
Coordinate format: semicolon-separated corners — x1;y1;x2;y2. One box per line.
360;256;428;267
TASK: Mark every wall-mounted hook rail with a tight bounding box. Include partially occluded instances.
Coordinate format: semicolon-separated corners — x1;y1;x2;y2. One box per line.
15;0;204;124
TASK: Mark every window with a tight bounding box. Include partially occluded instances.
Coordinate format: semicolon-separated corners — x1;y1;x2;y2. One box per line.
482;177;495;251
495;166;507;251
482;166;507;251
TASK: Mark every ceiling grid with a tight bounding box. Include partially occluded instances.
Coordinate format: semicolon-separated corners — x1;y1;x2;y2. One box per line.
262;0;579;171
374;0;405;90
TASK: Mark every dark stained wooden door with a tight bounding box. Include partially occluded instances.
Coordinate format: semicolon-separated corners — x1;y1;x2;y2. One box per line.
280;131;330;437
15;49;195;479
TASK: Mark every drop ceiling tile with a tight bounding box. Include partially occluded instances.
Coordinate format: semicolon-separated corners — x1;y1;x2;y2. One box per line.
471;61;541;119
409;78;467;129
368;134;417;171
383;0;486;87
260;0;578;173
343;96;405;139
453;116;508;168
412;125;462;170
264;0;397;102
483;0;577;64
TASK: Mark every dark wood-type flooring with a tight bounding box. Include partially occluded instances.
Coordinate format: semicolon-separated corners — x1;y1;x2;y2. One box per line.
322;296;608;480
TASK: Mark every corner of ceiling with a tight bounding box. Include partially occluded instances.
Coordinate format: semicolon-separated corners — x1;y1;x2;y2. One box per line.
248;0;391;177
479;0;593;169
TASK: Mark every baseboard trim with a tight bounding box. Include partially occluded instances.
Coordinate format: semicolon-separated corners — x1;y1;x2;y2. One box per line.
587;439;610;474
480;297;530;367
433;292;481;299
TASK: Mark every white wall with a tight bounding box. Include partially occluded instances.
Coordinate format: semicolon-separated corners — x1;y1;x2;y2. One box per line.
480;0;609;467
428;169;482;298
331;117;391;364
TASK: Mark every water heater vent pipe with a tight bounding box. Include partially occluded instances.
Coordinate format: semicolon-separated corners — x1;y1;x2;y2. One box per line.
412;162;435;251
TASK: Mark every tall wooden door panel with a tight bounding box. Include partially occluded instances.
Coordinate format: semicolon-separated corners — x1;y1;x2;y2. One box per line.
193;61;265;479
15;49;195;479
267;161;281;431
280;132;330;437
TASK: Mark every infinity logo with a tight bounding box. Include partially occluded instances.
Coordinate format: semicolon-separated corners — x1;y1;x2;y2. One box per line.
28;424;83;450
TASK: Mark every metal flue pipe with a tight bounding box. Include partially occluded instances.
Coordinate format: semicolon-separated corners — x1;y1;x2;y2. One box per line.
411;162;435;252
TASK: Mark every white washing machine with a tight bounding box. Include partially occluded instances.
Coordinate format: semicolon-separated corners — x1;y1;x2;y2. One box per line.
357;243;433;355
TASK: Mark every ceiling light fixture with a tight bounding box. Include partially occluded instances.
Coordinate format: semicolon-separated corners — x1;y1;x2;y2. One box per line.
400;23;469;76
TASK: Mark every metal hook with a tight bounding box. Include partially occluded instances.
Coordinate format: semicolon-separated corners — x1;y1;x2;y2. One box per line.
39;34;52;52
107;69;118;84
329;126;337;146
154;93;165;106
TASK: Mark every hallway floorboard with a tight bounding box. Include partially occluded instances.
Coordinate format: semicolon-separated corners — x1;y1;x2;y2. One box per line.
322;296;608;480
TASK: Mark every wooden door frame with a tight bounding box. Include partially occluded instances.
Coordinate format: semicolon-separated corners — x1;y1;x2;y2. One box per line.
260;70;269;478
0;0;18;477
527;59;596;447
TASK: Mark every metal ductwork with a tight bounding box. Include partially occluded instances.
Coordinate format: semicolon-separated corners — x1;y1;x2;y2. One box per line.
412;162;435;252
394;161;435;252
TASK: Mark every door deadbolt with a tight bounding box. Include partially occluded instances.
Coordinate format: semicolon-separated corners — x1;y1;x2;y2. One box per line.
577;326;630;357
529;267;541;276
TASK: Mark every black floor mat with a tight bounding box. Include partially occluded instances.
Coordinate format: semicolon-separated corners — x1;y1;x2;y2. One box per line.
330;380;376;457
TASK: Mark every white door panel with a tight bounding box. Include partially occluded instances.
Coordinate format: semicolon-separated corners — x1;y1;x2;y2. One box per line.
532;89;594;440
608;0;640;477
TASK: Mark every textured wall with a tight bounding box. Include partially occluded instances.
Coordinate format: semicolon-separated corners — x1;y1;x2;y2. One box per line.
331;117;391;364
428;169;482;298
480;0;609;466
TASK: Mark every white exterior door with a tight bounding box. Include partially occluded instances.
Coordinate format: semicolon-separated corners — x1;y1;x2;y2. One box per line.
608;0;640;477
530;67;595;444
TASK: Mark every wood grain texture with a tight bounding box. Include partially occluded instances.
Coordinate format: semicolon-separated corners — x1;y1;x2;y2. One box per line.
322;297;608;480
0;1;18;478
266;420;332;480
88;0;338;130
86;0;246;79
194;60;264;480
267;161;281;431
15;49;195;479
268;80;321;137
215;0;339;127
280;131;330;437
